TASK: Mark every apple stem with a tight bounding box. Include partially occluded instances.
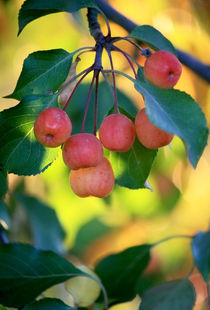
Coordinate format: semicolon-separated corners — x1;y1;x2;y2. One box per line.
113;46;138;79
63;66;93;112
94;71;100;135
106;49;118;113
113;36;152;57
75;48;96;60
81;71;97;133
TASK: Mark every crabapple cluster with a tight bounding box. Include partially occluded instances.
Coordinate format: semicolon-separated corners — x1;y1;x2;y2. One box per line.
33;50;181;198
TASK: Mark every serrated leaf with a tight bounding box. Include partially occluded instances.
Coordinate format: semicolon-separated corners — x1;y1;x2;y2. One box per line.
8;49;73;100
191;230;210;283
0;243;84;307
0;95;59;175
139;278;196;310
0;170;8;198
18;0;98;35
23;298;74;310
106;138;157;189
17;195;66;254
0;201;10;229
95;244;151;303
134;72;208;167
129;25;176;54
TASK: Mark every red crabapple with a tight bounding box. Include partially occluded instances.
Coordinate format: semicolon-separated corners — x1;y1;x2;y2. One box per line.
62;133;103;170
144;50;182;89
99;113;136;152
135;108;174;149
70;157;114;198
34;107;72;147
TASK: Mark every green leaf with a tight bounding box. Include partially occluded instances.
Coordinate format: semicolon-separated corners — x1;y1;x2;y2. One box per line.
134;72;208;167
191;230;210;283
129;25;177;54
18;0;98;35
23;298;74;310
0;243;84;307
106;138;157;189
0;95;59;175
73;217;111;255
8;49;73;100
95;244;151;303
0;201;10;230
0;170;8;198
139;278;196;310
137;273;165;296
17;195;66;254
117;91;138;118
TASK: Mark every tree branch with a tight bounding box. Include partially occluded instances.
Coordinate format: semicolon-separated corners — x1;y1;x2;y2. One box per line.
95;0;210;83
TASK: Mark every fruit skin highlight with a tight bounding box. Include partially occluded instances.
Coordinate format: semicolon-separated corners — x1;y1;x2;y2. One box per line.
62;133;103;170
65;265;101;307
34;107;72;147
144;50;182;89
70;157;115;198
135;108;174;149
99;113;136;152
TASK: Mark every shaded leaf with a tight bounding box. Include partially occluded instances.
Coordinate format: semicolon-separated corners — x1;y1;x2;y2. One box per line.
0;95;59;175
0;201;10;230
95;244;151;303
106;138;157;189
73;218;111;255
0;170;8;198
0;243;84;307
134;71;208;167
23;298;74;310
17;195;66;254
155;173;181;215
129;25;176;54
137;272;165;296
191;230;210;283
139;278;196;310
18;0;98;35
8;49;73;100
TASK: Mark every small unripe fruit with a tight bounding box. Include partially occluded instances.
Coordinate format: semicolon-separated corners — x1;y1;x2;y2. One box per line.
62;133;104;170
135;108;174;149
65;265;101;307
99;113;136;152
70;157;114;198
144;50;182;89
34;107;72;147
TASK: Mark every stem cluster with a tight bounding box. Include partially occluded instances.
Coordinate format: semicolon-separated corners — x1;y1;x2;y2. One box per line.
59;8;149;133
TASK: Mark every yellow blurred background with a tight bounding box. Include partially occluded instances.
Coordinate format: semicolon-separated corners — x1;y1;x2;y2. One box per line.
0;0;209;309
